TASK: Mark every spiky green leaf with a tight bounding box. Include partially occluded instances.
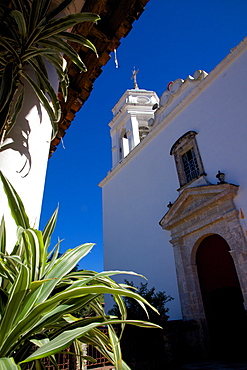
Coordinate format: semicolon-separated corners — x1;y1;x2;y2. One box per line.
0;172;30;229
57;31;98;55
11;10;27;41
22;48;57;62
6;84;24;137
0;36;20;61
28;59;61;120
20;70;57;123
0;174;160;369
0;357;21;370
0;263;29;346
42;207;58;251
0;218;6;255
39;38;87;71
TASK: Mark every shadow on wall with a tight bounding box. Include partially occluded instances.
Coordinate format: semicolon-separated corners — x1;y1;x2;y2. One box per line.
0;118;31;177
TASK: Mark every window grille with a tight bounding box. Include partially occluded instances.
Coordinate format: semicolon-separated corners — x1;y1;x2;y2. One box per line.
182;148;200;183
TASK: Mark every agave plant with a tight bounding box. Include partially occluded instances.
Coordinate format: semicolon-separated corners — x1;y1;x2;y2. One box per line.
0;171;160;369
0;0;99;143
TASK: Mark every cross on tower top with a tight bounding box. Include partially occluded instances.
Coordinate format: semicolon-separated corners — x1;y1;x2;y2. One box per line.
131;67;139;89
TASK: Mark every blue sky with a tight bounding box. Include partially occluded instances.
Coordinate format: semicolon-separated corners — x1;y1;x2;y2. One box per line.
40;0;247;271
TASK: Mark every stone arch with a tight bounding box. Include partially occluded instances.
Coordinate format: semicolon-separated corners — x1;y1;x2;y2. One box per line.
196;234;241;298
191;233;214;265
195;233;247;358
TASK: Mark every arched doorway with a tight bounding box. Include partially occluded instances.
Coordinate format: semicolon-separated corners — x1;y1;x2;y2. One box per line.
196;234;247;359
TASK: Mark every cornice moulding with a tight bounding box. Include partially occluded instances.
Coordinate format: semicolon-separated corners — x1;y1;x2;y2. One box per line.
159;183;239;233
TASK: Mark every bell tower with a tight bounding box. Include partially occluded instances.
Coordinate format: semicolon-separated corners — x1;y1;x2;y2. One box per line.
108;70;159;168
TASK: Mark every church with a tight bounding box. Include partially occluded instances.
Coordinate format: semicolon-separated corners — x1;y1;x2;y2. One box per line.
99;36;247;352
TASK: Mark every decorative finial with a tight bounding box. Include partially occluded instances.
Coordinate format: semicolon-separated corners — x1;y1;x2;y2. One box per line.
167;201;173;209
131;67;139;89
216;170;226;184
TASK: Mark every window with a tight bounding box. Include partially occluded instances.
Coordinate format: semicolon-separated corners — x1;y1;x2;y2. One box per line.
170;131;205;188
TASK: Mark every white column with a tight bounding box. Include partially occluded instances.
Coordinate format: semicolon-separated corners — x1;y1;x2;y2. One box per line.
0;65;58;251
111;130;118;168
128;115;140;150
122;136;129;158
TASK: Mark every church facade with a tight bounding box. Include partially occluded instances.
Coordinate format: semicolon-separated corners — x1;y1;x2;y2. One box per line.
100;37;247;347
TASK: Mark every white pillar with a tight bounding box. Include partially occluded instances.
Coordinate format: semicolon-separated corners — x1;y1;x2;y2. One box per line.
122;136;129;158
111;130;118;169
129;115;140;149
0;65;58;251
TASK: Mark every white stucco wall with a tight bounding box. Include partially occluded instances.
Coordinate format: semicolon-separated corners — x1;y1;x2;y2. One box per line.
101;38;247;320
102;150;182;319
0;66;57;251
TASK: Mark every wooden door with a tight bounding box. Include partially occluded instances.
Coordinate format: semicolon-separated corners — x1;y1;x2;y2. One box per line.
196;234;246;359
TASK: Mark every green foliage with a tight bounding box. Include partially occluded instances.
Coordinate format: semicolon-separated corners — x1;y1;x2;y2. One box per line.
109;280;174;325
0;0;99;142
109;281;174;370
0;172;160;369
